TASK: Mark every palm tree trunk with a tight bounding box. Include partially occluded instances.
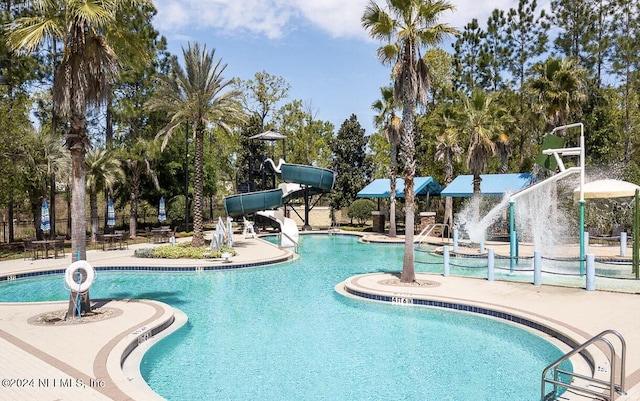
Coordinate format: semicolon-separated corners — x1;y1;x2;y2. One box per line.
400;100;416;283
70;147;87;261
129;174;139;239
90;191;98;242
388;142;398;237
389;193;397;237
472;175;482;224
401;176;415;282
444;196;453;236
444;154;454;236
191;128;205;246
69;144;91;315
50;172;56;236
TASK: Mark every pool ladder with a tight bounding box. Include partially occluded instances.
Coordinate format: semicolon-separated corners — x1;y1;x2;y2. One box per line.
328;221;340;235
278;231;298;254
541;329;626;401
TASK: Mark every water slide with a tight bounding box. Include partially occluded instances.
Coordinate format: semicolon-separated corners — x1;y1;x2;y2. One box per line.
224;159;336;248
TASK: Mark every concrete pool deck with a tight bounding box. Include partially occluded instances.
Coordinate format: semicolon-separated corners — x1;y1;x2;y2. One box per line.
0;232;639;400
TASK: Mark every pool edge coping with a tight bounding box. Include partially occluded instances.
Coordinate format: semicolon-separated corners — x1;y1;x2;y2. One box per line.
336;272;625;400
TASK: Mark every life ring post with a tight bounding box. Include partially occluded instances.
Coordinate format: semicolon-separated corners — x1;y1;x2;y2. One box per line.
64;261;96;319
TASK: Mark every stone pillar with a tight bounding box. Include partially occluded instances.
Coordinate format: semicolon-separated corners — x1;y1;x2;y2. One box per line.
372;211;385;233
419;212;436;231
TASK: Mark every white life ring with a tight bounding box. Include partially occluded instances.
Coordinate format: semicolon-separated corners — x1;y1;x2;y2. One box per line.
65;260;96;293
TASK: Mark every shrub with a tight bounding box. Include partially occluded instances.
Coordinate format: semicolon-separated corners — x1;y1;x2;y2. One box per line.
347;199;377;225
134;248;155;258
134;242;237;259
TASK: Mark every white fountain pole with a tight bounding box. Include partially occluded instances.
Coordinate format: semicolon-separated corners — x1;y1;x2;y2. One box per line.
549;123;585;275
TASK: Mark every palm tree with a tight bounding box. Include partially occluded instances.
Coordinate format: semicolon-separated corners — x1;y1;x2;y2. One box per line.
39;130;71;237
496;132;511;174
372;86;401;237
8;0;145;262
434;116;461;233
362;0;458;282
120;138;160;239
529;57;587;133
24;128;71;238
460;89;501;196
147;42;245;246
85;148;123;241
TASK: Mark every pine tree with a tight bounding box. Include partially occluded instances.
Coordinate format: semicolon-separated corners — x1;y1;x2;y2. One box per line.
504;0;548;163
329;115;372;213
452;19;486;93
481;9;508;91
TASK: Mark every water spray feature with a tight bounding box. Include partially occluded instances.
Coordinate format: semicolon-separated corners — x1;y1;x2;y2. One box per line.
454;193;512;251
510;123;586;274
439;122;639;287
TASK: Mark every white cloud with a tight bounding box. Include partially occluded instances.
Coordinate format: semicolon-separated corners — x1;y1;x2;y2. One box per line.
447;0;513;29
153;0;527;42
293;0;371;39
153;0;298;39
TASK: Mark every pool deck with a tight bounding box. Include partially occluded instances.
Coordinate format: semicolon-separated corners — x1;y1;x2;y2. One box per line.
1;232;640;400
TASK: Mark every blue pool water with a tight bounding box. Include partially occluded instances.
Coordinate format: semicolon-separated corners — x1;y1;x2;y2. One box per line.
0;235;569;400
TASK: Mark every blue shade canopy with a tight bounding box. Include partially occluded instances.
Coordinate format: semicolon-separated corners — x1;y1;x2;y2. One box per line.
40;199;50;232
440;173;534;197
158;197;167;222
357;177;442;198
107;198;116;227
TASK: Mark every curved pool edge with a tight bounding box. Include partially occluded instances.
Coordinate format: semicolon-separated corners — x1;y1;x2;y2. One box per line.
99;298;180;401
117;305;188;401
336;272;610;398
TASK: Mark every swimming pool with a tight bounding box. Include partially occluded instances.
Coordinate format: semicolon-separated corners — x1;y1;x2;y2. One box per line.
0;235;569;400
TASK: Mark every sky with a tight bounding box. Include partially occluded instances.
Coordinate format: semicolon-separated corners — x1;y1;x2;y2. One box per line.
150;0;537;135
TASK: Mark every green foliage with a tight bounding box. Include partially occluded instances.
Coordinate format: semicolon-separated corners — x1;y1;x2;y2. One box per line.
133;247;156;258
368;130;391;178
166;195;188;222
329;115;372;210
134;242;236;259
152;243;209;259
347;199;377;225
274;99;333;167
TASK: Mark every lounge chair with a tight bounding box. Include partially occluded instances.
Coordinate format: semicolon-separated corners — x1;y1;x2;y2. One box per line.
243;217;256;239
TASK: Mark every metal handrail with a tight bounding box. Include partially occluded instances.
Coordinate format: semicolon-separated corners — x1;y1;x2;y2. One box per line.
416;223;449;244
328;221;340;235
541;329;626;401
278;231;298;253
